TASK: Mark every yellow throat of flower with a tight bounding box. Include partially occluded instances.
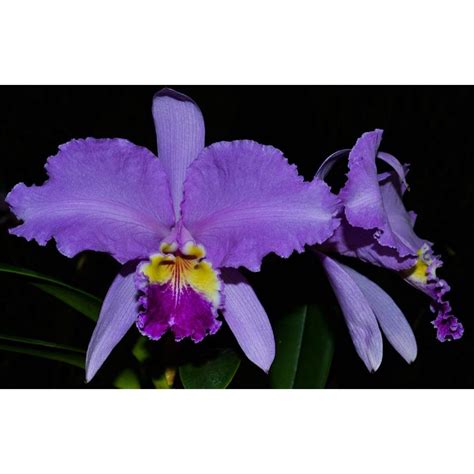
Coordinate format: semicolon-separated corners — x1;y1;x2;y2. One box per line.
141;241;221;306
404;248;430;283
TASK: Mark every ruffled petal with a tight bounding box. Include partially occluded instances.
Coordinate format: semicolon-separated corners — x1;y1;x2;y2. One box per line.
320;131;417;271
317;252;383;372
324;215;417;271
221;268;275;372
7;138;175;263
86;264;139;382
152;88;205;218
341;263;417;364
181;140;341;271
340;129;386;229
340;130;415;259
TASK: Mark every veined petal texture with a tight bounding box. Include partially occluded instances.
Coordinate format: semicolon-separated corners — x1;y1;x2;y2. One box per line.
152;88;205;218
221;268;275;372
86;265;140;382
7;138;175;263
379;173;425;251
319;131;417;271
182;140;341;271
340;263;417;364
317;252;383;371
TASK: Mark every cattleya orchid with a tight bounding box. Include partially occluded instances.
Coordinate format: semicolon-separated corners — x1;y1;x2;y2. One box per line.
314;129;463;371
6;88;340;382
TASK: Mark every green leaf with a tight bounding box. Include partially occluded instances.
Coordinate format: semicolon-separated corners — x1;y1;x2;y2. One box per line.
113;368;141;389
179;348;241;389
0;333;85;369
29;282;100;321
269;304;335;389
0;263;101;321
152;368;177;389
132;336;151;363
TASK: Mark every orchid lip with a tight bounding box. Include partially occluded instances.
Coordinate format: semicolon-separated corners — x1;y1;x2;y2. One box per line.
136;239;222;343
397;244;463;342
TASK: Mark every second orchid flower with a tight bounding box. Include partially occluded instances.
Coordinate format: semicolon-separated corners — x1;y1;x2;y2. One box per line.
314;129;463;371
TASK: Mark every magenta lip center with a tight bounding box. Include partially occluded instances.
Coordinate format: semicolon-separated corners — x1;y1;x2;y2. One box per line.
135;244;222;343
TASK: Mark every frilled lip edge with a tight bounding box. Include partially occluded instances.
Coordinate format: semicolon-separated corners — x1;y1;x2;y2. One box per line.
403;246;463;342
133;259;224;343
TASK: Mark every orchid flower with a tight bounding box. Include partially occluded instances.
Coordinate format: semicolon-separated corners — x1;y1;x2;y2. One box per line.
6;88;340;382
314;129;463;371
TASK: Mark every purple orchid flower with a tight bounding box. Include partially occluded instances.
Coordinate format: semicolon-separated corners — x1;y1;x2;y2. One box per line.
314;129;463;371
6;88;340;381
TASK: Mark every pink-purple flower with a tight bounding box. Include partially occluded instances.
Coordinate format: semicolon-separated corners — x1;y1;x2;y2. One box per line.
315;129;463;371
6;88;340;381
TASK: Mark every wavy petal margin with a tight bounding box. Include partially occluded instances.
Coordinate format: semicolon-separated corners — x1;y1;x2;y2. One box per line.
7;138;175;263
182;140;341;271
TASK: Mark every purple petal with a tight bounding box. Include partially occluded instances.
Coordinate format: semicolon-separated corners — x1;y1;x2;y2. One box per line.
152;88;205;218
317;252;383;372
377;151;409;193
340;129;385;229
338;130;415;260
182;140;341;271
221;268;275;372
379;173;425;252
316;144;407;191
86;265;139;382
323;215;417;271
7;138;175;264
319;131;417;271
340;263;417;364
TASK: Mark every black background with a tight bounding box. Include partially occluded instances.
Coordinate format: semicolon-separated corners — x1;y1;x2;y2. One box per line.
0;86;472;388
